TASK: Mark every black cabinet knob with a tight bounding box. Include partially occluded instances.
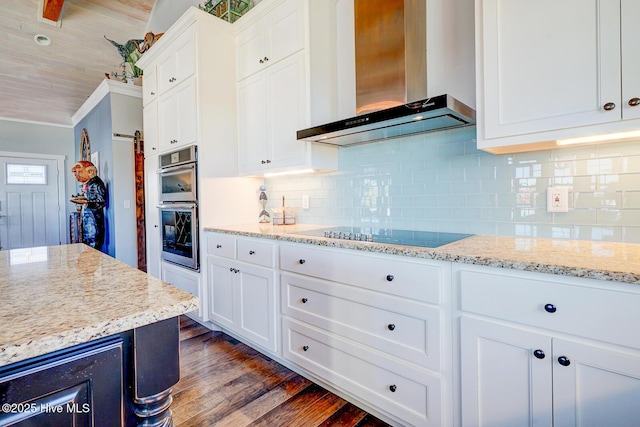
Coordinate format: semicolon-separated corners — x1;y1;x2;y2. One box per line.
533;349;546;359
301;298;308;304
302;346;309;352
216;244;222;248
386;275;394;282
389;385;397;392
387;324;396;331
544;304;557;313
249;250;255;255
629;97;640;107
557;356;571;366
603;102;616;111
299;259;306;264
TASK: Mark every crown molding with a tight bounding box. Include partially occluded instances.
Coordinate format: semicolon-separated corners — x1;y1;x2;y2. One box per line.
71;79;142;126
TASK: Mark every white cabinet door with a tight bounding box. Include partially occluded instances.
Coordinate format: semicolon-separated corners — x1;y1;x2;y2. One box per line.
460;317;553;427
553;339;640;427
208;255;277;352
622;0;640;121
235;0;304;81
237;73;269;173
162;260;203;320
264;0;303;66
236;262;276;352
158;77;197;153
236;25;266;81
208;257;236;329
142;102;159;156
157;27;196;95
237;52;308;175
266;52;307;169
142;66;157;106
479;0;621;141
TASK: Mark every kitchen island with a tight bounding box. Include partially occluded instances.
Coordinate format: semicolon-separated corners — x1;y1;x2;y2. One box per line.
0;244;199;426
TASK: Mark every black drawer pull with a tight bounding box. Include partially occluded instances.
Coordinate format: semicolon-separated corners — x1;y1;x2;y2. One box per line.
387;324;396;331
544;304;557;313
389;385;397;392
249;250;255;255
386;275;394;282
302;346;309;352
301;298;308;304
299;259;306;264
216;244;222;248
558;356;571;366
533;349;545;359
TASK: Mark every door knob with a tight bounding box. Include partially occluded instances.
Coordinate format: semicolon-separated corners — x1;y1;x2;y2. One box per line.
533;349;546;359
603;102;616;111
629;97;640;107
557;356;571;366
544;303;557;313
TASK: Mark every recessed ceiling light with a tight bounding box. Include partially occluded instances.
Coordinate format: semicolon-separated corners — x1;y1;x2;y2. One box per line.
34;34;51;46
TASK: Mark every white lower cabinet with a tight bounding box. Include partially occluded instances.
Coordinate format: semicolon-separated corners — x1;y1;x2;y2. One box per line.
207;233;277;353
457;264;640;427
280;243;449;426
283;317;440;427
161;260;203;321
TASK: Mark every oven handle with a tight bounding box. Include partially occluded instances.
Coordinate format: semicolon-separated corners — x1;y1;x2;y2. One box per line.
157;162;196;174
157;203;197;210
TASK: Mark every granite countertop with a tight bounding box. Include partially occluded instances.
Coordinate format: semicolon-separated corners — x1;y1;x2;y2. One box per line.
0;244;199;367
204;223;640;285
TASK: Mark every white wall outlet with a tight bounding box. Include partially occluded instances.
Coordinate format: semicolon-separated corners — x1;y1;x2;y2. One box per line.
547;187;569;213
302;194;310;210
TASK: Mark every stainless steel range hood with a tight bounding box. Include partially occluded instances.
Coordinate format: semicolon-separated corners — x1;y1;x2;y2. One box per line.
297;95;475;146
297;0;475;147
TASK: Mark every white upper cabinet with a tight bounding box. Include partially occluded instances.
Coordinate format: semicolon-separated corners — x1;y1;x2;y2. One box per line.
476;0;640;153
235;0;304;81
234;0;338;176
142;66;157;107
156;28;196;95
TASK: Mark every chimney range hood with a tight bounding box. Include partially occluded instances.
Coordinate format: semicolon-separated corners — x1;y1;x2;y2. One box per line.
297;0;475;147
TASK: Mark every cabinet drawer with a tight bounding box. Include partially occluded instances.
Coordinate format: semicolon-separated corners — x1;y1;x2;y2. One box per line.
281;273;440;370
459;268;640;349
280;244;443;304
237;238;275;268
282;318;440;427
207;233;236;259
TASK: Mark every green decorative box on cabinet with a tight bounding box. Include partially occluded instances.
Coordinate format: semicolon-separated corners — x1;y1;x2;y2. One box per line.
199;0;252;23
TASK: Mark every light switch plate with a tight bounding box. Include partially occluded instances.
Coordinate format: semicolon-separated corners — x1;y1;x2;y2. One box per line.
547;187;569;213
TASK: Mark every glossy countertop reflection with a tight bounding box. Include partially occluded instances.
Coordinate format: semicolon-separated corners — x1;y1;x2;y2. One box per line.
0;244;199;367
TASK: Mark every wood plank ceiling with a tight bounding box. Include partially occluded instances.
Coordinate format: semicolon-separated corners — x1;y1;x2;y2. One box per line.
0;0;154;126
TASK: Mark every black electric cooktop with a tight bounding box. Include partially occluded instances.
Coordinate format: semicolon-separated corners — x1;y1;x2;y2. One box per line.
296;227;472;248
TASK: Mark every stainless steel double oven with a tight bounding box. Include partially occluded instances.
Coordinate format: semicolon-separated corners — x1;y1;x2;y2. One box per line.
157;145;199;270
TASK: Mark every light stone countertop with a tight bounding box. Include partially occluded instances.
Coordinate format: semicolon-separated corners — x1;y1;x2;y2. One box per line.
204;223;640;284
0;244;199;368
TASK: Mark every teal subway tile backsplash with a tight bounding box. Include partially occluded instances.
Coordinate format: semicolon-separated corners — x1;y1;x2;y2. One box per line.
264;127;640;243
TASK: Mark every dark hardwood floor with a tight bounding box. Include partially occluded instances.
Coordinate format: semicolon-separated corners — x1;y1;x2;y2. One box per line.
173;316;393;427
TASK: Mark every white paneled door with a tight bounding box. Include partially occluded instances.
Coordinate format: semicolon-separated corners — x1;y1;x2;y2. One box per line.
0;155;62;250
